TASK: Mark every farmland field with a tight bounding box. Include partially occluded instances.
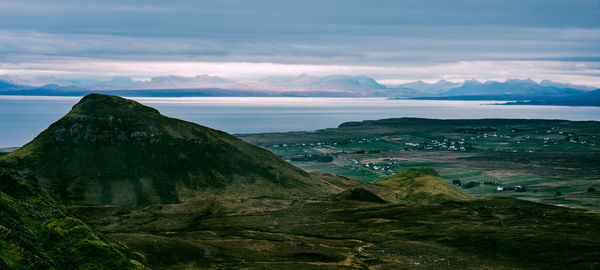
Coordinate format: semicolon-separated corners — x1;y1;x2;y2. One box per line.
240;118;600;210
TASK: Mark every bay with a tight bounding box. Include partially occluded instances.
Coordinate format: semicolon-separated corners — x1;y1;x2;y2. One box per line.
1;95;599;147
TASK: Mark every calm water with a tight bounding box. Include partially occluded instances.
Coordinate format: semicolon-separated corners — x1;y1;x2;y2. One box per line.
1;96;599;147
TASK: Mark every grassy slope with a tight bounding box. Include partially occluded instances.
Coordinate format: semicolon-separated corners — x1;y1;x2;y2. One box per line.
73;195;600;269
0;94;358;207
374;167;472;204
0;168;144;269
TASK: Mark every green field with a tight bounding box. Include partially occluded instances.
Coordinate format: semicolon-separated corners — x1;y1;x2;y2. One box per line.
240;118;600;210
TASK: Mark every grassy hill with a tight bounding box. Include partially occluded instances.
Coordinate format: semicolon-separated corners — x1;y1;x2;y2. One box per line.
0;94;352;207
374;167;472;204
0;168;144;269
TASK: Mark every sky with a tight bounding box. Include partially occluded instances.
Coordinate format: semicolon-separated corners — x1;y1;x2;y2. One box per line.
1;0;600;86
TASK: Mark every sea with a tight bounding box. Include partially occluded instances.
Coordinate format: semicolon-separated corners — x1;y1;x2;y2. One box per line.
1;96;599;147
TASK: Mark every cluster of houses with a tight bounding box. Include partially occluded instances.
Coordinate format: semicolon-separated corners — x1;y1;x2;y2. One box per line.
262;128;597;158
501;149;536;153
567;136;591;145
467;132;510;140
422;138;468;151
547;128;596;146
467;127;598;150
349;158;399;174
495;185;526;192
485;133;511;139
264;137;381;149
267;141;338;148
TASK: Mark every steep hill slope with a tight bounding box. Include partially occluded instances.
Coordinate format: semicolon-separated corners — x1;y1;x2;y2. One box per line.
374;167;472;204
0;168;144;269
0;94;345;207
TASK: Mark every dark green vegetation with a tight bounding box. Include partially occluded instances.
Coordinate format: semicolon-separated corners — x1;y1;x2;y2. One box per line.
334;187;387;203
240;118;600;210
0;169;144;269
74;195;600;269
1;94;599;269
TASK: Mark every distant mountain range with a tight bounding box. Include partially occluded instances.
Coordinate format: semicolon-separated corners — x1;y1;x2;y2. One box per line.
438;78;584;97
391;79;461;95
0;75;598;105
263;74;387;91
0;74;417;97
0;80;23;91
407;79;600;106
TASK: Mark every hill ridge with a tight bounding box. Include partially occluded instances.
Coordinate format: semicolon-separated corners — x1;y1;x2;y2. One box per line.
0;94;345;207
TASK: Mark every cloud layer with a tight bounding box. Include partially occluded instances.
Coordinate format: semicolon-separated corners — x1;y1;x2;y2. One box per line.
0;0;599;86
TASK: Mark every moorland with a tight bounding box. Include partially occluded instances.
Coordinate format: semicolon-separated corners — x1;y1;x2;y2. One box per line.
1;94;599;269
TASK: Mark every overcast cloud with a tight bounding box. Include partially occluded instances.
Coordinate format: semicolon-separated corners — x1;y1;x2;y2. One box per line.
0;0;599;86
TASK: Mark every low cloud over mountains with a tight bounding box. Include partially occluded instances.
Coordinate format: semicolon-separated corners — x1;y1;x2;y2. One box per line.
1;74;598;99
